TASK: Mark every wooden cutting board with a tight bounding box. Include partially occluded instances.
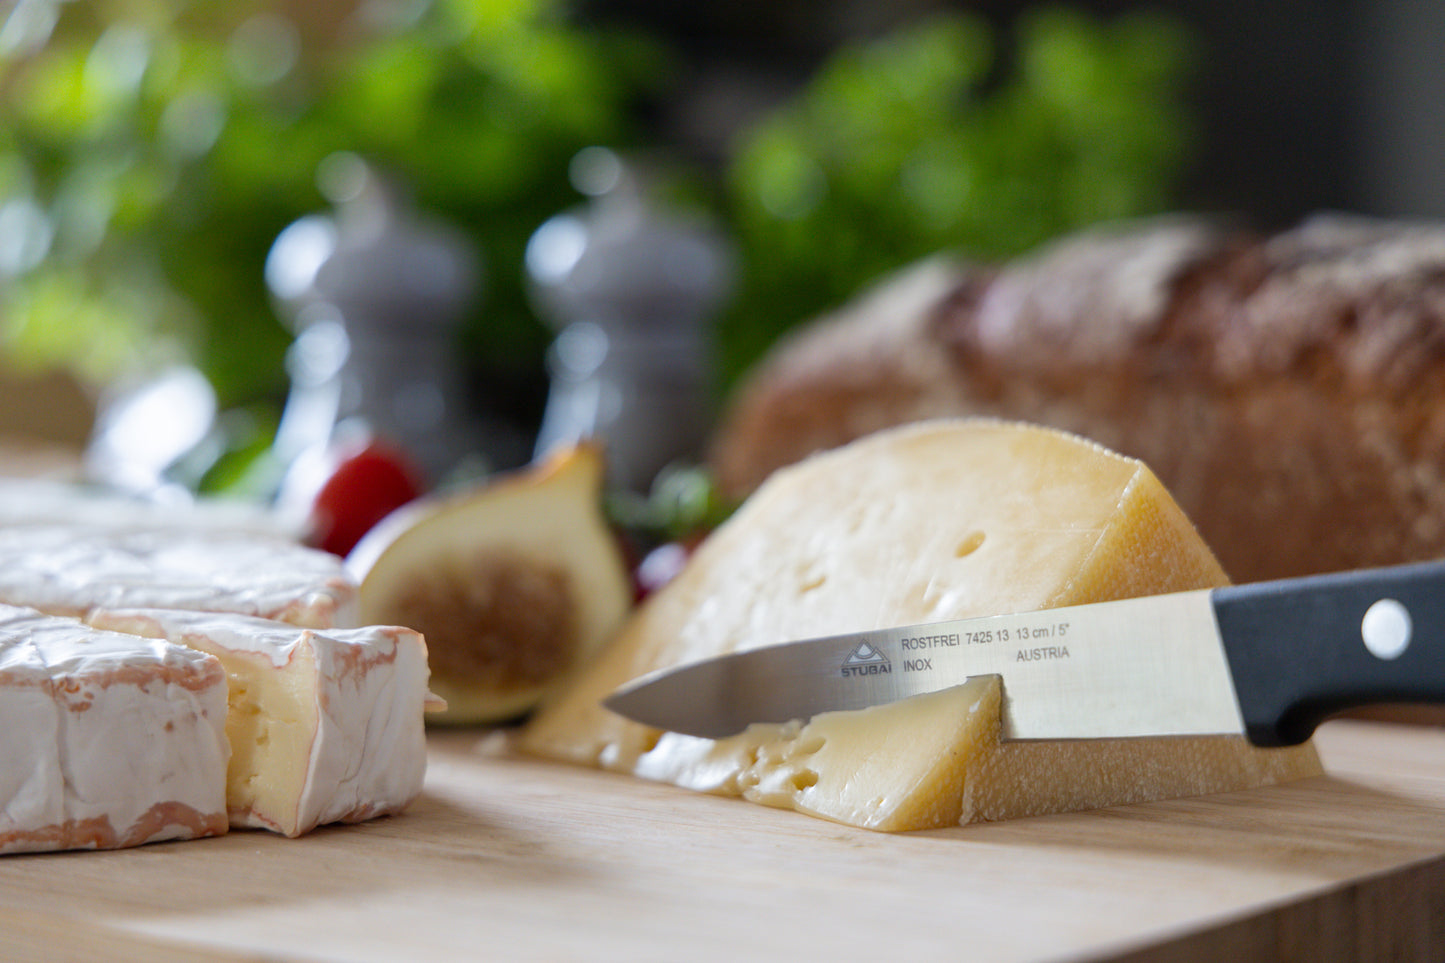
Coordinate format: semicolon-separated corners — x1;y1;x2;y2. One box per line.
0;719;1442;962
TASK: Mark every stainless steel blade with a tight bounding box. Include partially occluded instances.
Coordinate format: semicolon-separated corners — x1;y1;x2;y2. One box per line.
604;589;1248;740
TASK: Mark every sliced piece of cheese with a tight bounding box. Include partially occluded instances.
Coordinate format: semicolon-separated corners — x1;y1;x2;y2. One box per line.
87;608;433;837
0;525;357;629
520;418;1323;831
0;603;230;854
635;680;1003;831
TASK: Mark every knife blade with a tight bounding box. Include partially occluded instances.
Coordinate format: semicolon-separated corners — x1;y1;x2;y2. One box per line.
604;559;1445;747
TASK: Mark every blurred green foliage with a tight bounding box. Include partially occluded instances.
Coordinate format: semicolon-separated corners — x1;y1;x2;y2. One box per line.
0;1;1196;471
0;0;664;407
719;6;1196;383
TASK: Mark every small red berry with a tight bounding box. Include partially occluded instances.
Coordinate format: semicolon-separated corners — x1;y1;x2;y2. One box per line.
310;441;425;557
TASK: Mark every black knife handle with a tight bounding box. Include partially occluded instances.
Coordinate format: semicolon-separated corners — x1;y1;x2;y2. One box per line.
1212;559;1445;747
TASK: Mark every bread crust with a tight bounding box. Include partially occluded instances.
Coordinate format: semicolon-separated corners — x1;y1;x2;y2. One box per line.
710;214;1445;584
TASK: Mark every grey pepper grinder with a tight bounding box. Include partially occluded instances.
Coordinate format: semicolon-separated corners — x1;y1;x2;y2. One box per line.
266;154;482;486
526;148;733;492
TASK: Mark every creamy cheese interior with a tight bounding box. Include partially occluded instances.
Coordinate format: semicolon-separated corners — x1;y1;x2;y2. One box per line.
204;641;318;831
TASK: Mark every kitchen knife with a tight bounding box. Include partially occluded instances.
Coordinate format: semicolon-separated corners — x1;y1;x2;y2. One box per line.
604;559;1445;747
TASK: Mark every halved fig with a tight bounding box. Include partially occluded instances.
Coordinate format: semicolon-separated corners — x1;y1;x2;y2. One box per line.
346;444;633;724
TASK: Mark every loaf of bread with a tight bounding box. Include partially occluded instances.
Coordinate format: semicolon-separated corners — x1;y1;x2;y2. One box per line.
710;214;1445;586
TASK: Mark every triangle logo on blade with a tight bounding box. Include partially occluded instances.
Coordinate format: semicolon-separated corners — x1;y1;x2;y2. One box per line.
843;641;888;665
841;640;891;677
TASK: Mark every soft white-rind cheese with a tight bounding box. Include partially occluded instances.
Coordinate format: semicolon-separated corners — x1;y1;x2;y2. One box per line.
0;478;298;539
88;608;432;837
0;604;230;854
0;526;357;629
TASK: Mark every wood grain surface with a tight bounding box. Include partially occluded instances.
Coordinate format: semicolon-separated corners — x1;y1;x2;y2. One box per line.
1;719;1442;962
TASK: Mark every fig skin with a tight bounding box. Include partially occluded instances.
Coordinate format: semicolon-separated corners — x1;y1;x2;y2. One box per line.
347;444;634;724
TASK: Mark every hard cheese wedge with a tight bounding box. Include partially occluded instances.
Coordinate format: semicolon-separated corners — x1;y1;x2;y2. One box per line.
519;418;1323;831
87;608;433;837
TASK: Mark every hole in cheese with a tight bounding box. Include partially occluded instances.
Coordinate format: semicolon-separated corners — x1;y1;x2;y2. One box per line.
798;572;827;594
954;531;986;557
789;769;819;791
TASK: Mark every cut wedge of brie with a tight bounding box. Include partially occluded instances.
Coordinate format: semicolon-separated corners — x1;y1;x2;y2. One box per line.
88;608;434;837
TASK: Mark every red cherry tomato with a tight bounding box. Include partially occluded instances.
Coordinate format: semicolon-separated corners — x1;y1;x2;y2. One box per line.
310;441;425;557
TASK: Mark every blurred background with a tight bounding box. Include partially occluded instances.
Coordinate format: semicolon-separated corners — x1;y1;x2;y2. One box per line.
0;0;1440;510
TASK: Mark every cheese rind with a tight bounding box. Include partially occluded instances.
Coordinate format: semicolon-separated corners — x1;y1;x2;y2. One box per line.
0;525;357;629
0;604;230;854
88;608;431;837
521;418;1323;830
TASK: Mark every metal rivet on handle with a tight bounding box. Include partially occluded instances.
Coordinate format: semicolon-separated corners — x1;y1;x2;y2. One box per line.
1361;598;1412;660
